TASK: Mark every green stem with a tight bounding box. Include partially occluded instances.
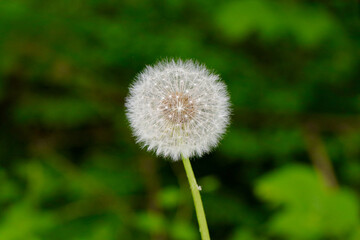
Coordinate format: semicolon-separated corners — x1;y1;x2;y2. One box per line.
181;155;211;240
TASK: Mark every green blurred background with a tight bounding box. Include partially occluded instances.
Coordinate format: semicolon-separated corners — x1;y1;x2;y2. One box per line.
1;0;360;239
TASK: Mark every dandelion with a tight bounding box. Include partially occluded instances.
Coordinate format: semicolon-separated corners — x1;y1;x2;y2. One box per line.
125;59;230;161
125;59;231;240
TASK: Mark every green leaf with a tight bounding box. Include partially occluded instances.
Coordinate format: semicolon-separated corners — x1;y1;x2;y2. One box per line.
230;228;258;240
256;164;360;239
135;212;167;235
215;0;338;46
0;202;56;240
156;186;182;209
169;219;198;240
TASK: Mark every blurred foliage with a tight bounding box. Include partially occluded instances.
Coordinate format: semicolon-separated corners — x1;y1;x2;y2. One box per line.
256;165;359;239
0;0;359;239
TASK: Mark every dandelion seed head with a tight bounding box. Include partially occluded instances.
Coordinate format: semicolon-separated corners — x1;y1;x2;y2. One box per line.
125;59;231;161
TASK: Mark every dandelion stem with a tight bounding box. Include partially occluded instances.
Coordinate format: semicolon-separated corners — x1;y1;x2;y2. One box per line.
181;155;211;240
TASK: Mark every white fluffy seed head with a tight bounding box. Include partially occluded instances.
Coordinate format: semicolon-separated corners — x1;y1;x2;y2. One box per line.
125;59;231;161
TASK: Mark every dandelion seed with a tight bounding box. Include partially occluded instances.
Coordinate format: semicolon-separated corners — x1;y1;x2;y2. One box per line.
125;59;230;161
